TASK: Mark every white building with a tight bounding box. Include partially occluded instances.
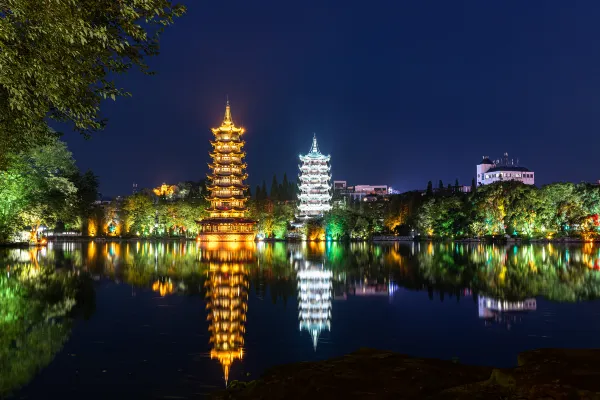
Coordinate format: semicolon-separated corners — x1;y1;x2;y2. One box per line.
297;135;332;218
476;153;534;186
333;180;347;190
354;185;388;194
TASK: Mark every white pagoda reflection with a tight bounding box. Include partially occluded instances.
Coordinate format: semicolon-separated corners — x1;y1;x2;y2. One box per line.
294;257;332;350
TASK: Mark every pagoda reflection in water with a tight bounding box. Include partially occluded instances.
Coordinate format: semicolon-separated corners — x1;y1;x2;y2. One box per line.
203;243;254;385
293;252;332;350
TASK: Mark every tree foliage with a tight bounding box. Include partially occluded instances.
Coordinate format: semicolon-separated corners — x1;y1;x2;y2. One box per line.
0;137;84;242
0;0;186;162
415;181;600;239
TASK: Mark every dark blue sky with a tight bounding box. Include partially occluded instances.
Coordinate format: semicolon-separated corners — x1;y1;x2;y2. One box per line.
63;0;600;196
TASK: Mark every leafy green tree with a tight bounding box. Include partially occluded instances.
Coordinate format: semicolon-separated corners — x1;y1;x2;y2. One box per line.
0;0;186;164
426;181;433;196
0;138;79;241
325;205;353;240
471;177;476;193
351;217;370;239
71;170;99;232
122;193;155;235
272;202;294;239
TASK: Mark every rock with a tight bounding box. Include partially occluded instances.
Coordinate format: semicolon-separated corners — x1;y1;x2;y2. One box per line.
211;348;600;399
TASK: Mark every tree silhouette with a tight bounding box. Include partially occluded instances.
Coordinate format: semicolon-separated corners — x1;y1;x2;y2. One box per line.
270;175;279;200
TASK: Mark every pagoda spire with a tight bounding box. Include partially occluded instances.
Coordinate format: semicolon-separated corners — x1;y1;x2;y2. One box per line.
309;133;319;154
223;364;230;387
223;100;233;126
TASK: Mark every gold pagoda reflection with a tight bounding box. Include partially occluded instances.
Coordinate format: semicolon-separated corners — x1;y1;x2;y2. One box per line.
203;242;254;385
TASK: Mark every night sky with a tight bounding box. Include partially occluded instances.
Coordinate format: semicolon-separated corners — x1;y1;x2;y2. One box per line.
62;1;600;197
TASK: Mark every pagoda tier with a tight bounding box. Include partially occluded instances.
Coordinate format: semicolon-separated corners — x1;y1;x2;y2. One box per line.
296;134;332;218
210;141;245;150
205;261;249;386
197;101;256;242
207;163;248;170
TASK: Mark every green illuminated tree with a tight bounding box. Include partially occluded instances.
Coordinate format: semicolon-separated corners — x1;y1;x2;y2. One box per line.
0;138;80;241
122;193;155;235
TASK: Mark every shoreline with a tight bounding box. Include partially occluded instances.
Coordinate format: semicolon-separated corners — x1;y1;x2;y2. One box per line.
2;236;599;247
213;348;600;399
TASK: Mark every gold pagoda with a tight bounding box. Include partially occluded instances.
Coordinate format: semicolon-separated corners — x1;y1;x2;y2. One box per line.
197;101;256;241
203;243;253;385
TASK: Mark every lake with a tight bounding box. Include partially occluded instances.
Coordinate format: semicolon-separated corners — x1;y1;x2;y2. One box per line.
3;241;600;399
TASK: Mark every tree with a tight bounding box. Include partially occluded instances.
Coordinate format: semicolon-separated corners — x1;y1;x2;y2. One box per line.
255;185;261;200
471;177;476;193
0;138;80;241
71;170;100;231
270;175;279;200
122;193;155;235
438;180;444;190
454;179;459;191
282;173;290;201
426;181;433;196
261;180;268;201
0;0;186;163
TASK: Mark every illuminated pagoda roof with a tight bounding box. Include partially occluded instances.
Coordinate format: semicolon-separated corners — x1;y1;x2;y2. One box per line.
300;134;331;162
211;101;245;134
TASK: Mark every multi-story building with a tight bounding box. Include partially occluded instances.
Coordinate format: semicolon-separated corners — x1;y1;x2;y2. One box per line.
476;153;535;186
297;135;332;218
197;101;256;241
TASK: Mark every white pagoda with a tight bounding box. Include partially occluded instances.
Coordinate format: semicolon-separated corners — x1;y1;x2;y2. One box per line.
296;259;332;350
297;134;332;218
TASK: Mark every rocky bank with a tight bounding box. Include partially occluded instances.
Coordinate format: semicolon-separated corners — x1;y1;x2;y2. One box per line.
212;348;600;399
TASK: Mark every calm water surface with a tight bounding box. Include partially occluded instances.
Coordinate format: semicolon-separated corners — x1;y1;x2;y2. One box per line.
3;241;600;399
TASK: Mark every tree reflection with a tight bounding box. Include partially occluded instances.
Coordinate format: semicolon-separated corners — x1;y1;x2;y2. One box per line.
3;240;600;393
0;248;93;396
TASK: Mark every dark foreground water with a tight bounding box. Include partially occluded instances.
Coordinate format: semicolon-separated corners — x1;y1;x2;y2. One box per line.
3;241;600;399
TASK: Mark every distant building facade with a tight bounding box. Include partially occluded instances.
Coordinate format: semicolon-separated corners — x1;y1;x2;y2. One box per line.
333;180;347;190
334;183;394;202
476;153;534;186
